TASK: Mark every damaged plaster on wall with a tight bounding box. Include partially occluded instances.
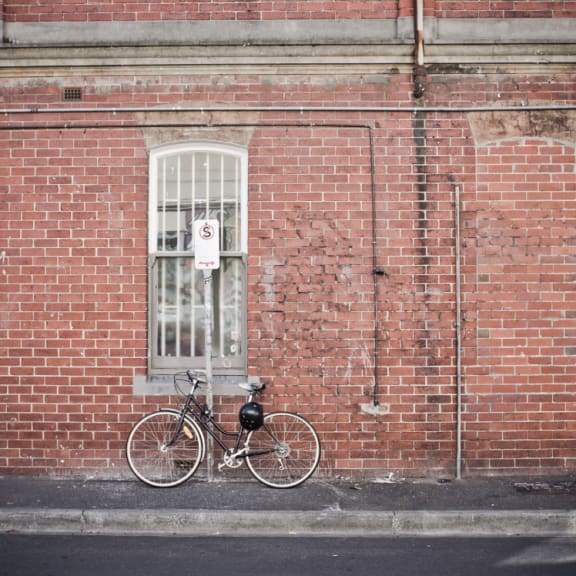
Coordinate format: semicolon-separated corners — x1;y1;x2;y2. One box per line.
468;109;576;146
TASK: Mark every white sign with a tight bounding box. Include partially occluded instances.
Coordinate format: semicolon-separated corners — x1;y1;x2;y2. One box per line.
194;220;220;270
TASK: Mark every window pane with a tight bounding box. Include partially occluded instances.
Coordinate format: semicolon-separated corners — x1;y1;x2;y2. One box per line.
151;144;246;371
222;154;241;251
156;257;178;356
157;157;183;251
157;149;243;255
194;152;208;217
217;258;243;359
155;257;242;361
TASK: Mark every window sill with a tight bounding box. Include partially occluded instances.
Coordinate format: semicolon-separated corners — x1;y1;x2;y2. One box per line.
133;374;259;396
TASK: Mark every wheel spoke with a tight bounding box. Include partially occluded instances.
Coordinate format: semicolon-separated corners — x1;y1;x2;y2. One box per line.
245;412;320;488
126;411;203;488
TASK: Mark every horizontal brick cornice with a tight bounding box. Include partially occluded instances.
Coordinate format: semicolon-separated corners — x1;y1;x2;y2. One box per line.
3;17;576;47
1;43;575;78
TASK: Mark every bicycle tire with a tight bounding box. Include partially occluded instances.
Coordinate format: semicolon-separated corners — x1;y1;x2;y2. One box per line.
245;411;321;488
126;410;204;488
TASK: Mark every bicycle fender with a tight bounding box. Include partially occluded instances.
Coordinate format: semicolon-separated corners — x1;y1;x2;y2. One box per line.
159;408;207;463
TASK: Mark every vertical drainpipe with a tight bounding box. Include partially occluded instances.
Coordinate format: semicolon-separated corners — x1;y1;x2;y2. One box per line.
413;1;463;478
454;185;463;480
413;0;426;98
1;0;5;45
415;0;425;67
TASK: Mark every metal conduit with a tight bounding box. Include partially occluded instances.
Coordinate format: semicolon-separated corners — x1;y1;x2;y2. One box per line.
455;185;462;480
2;104;576;115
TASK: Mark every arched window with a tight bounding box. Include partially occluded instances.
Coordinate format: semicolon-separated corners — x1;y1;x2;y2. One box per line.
149;143;247;373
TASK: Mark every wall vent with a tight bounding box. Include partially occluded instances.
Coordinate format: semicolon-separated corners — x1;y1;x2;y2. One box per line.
62;87;83;101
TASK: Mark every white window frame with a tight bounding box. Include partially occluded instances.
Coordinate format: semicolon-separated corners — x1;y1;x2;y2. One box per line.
148;142;248;375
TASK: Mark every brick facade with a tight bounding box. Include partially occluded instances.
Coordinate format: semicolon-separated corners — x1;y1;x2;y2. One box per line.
2;1;402;22
5;1;576;22
0;1;575;480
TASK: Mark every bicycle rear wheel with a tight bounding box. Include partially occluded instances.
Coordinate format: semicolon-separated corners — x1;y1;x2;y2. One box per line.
126;410;204;488
245;411;321;488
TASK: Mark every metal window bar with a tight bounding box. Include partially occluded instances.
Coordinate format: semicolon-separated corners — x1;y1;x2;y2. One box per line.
161;158;167;251
190;152;197;359
159;158;167;357
155;147;244;364
159;258;166;356
175;155;182;357
205;151;210;217
234;157;240;339
219;153;225;357
220;153;225;251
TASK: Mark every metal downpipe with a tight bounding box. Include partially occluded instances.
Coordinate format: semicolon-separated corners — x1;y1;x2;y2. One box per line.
455;185;463;480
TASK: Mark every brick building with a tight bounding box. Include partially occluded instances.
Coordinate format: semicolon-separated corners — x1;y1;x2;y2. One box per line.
1;1;575;480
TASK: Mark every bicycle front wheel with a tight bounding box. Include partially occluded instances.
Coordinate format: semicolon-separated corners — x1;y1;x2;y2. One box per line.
245;411;321;488
126;410;204;488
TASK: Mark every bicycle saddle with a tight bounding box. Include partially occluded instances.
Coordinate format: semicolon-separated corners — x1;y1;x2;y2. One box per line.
238;381;265;392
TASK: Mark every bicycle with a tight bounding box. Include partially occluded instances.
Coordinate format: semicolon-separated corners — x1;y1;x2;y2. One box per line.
126;370;321;489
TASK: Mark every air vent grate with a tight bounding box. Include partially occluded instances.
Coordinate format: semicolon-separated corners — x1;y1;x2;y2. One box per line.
62;87;83;101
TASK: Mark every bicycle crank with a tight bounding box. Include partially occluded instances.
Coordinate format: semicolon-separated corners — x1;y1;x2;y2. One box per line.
219;449;247;469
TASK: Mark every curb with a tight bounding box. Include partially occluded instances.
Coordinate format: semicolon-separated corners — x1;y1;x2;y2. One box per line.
1;509;576;537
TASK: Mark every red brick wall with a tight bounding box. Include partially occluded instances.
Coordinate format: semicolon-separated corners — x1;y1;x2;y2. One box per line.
2;1;401;22
2;66;575;479
248;124;381;473
436;1;576;18
462;135;576;474
5;1;576;22
0;125;150;474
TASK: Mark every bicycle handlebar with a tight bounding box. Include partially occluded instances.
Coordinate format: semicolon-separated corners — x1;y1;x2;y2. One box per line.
185;370;266;397
186;369;207;385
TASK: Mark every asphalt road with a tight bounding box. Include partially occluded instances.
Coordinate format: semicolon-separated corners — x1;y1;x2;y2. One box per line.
1;534;576;576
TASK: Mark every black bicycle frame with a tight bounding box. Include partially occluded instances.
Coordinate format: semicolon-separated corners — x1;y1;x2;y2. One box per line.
164;376;279;461
166;383;248;456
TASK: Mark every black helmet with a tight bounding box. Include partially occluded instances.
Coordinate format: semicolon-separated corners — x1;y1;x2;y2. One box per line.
239;401;264;431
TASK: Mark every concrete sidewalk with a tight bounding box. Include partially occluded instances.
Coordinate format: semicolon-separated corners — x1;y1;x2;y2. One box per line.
1;475;575;537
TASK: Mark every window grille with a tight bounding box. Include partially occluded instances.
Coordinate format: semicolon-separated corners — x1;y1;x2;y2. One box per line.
149;144;247;373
